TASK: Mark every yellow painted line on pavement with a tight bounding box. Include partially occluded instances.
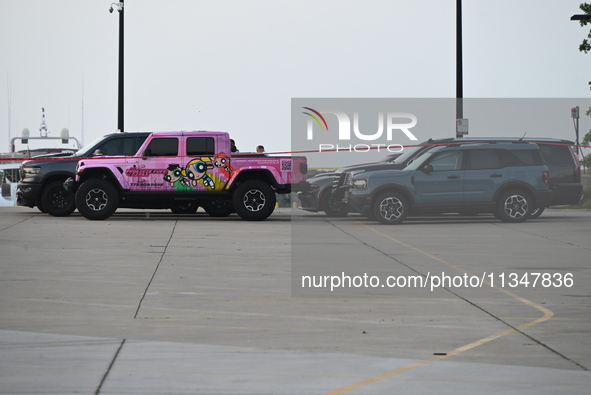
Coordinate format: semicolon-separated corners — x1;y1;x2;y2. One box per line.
323;224;554;395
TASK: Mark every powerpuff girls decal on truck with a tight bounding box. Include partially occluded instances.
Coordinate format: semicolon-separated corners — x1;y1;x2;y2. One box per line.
126;155;233;192
164;164;193;191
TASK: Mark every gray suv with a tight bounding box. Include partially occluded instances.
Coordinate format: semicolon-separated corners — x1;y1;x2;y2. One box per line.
340;141;553;224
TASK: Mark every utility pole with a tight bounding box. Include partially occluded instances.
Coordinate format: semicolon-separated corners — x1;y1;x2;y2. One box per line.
456;0;464;138
110;1;125;132
118;0;124;132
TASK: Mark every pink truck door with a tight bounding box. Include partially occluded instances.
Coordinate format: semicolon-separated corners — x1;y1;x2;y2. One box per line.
125;137;180;191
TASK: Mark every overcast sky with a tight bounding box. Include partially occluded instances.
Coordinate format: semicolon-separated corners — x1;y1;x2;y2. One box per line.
1;0;591;155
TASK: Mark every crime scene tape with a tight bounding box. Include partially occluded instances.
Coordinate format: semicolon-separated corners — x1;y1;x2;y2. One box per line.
1;141;590;162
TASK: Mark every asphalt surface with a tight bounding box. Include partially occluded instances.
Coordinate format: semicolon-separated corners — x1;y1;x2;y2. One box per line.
0;206;590;394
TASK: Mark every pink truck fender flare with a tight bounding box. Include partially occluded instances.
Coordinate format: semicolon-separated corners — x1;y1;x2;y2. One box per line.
225;167;281;190
78;164;131;190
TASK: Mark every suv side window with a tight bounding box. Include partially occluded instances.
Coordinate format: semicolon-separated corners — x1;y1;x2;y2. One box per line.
499;149;543;166
427;151;463;171
143;138;179;156
187;137;215;155
468;150;503;170
538;145;571;165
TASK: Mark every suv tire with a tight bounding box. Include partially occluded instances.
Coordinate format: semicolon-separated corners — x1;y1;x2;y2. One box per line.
373;191;409;225
42;180;76;217
75;179;119;220
232;180;276;221
529;207;545;219
496;189;532;223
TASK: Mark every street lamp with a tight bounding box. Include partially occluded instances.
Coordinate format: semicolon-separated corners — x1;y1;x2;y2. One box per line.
570;13;591;159
110;1;124;132
456;0;464;138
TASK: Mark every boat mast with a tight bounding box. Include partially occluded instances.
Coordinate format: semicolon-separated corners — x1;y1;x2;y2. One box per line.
39;107;48;137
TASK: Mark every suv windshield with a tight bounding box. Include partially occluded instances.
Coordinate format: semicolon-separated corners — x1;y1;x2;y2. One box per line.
403;148;437;170
391;145;424;165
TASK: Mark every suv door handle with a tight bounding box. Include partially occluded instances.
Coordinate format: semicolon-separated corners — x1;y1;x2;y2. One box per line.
490;174;503;178
447;175;460;179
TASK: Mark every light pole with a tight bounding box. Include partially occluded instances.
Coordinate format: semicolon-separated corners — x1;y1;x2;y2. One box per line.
456;0;464;138
110;1;124;132
570;13;591;160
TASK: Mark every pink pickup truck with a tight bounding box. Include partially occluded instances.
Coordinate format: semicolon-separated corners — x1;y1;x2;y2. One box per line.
69;131;307;221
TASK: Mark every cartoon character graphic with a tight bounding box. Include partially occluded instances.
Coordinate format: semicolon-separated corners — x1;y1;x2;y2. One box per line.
164;164;192;191
213;152;234;175
185;158;215;189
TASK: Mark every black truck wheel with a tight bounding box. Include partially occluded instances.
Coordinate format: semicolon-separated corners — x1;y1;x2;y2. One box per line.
170;200;199;214
201;198;234;217
320;189;349;217
232;180;276;221
75;179;119;220
41;180;76;217
36;198;47;213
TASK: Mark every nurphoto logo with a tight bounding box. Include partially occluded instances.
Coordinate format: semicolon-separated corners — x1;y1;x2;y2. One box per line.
302;107;418;153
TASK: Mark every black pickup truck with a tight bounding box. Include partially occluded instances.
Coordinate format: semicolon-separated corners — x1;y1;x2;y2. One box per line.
17;132;150;216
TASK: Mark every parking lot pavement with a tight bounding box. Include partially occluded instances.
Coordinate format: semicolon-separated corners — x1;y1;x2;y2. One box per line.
1;206;590;394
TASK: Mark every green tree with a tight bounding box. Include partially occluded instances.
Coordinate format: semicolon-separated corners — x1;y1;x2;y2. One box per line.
576;3;591;170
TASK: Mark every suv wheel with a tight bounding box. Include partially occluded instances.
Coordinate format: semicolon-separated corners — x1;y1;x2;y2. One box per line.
320;190;349;217
497;189;532;223
232;180;276;221
201;198;233;217
373;191;409;225
41;181;76;217
529;207;545;219
75;179;119;220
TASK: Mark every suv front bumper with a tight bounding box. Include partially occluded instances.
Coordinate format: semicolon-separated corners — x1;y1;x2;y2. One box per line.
346;192;373;216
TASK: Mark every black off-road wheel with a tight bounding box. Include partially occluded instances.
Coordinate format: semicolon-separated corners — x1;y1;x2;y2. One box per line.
75;179;119;220
170;200;199;214
496;189;532;223
201;198;234;217
320;190;349;217
373;191;409;225
36;198;47;213
41;180;76;217
232;180;276;221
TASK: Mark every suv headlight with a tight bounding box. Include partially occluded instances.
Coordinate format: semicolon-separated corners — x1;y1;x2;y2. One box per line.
352;179;368;190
